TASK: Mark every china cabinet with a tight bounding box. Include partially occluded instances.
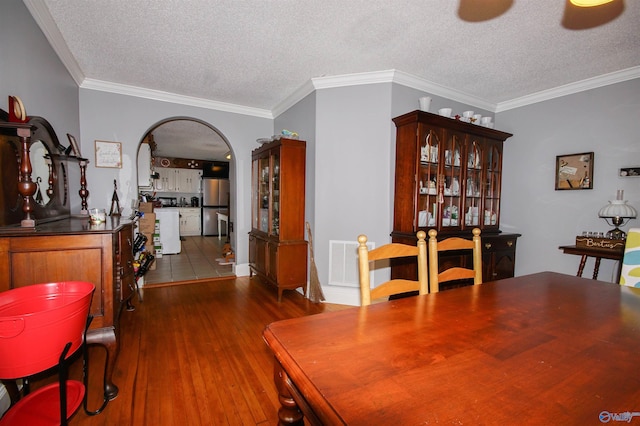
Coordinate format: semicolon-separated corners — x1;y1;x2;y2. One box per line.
391;110;520;286
249;138;307;301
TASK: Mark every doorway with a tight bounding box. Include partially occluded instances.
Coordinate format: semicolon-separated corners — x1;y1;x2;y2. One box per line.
136;118;235;284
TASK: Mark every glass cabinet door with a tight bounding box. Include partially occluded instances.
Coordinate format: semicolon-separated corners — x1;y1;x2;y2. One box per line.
439;131;463;229
463;140;482;228
417;129;440;229
258;155;270;232
252;158;259;230
484;143;502;228
271;150;280;236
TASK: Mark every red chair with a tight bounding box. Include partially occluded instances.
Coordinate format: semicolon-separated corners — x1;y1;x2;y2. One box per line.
0;281;95;425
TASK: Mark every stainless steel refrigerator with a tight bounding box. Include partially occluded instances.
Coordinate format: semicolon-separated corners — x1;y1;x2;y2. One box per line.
201;178;230;236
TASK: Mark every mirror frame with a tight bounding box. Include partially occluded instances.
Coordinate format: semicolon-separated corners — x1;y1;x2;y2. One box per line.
0;109;73;226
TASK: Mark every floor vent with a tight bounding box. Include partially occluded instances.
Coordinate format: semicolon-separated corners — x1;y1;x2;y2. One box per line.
328;239;374;287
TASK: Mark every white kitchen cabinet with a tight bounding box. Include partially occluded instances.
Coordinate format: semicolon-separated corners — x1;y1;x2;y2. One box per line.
176;169;202;193
155;168;176;191
156;168;202;193
179;207;201;236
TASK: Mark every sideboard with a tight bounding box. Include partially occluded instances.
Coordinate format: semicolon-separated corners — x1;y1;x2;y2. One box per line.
0;217;135;399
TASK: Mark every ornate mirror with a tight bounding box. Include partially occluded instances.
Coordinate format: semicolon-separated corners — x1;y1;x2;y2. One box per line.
30;140;51;206
0;110;71;226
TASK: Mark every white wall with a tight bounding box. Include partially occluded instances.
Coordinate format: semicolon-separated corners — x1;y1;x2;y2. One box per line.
311;84;394;303
274;92;317;231
498;79;640;282
78;89;272;267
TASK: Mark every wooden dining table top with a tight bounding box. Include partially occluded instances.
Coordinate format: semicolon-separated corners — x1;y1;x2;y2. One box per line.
263;272;640;425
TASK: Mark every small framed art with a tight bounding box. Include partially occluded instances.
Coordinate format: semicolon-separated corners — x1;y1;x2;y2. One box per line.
95;140;122;168
555;152;594;190
67;133;81;157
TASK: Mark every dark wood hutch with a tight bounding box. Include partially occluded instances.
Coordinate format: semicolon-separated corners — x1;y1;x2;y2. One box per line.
0;109;133;400
248;138;307;301
391;110;520;288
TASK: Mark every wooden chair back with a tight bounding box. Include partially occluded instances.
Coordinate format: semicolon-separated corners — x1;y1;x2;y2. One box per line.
358;231;428;306
428;228;482;293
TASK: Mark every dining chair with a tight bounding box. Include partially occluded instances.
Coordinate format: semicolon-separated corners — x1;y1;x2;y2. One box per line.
357;231;428;306
428;228;482;293
620;228;640;287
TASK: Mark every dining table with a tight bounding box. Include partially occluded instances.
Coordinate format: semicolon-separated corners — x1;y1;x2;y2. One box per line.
263;271;640;425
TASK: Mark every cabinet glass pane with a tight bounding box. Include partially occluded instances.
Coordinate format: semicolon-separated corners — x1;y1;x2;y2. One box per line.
463;141;482;227
440;133;463;228
271;151;280;236
252;159;259;230
259;156;270;232
484;145;501;226
417;131;439;228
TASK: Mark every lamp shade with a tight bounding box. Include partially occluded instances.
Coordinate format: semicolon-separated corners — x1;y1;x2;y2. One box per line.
599;200;637;219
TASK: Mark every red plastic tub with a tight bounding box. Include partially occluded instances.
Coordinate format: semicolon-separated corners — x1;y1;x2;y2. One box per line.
0;281;95;379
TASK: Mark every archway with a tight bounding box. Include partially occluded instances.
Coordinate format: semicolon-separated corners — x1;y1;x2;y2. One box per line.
136;117;236;283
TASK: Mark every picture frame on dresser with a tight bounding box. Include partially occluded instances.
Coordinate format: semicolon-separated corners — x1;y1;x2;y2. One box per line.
67;133;81;157
555;152;594;190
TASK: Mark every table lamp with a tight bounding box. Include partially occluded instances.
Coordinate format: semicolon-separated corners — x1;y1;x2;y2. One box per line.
598;190;637;239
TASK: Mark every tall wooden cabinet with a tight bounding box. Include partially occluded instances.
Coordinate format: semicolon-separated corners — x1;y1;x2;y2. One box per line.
391;110;520;287
249;138;307;301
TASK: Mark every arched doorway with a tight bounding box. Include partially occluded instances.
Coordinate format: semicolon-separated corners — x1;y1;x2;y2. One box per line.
136;118;235;284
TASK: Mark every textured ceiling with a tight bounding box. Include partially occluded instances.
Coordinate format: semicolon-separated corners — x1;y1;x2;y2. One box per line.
24;0;640;160
148;119;230;162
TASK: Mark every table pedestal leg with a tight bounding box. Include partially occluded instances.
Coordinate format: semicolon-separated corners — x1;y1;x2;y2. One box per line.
274;360;304;426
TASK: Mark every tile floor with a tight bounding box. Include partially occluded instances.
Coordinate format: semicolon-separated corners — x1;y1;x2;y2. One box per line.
141;236;235;286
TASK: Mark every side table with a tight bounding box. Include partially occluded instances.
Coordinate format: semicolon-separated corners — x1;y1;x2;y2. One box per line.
558;245;624;282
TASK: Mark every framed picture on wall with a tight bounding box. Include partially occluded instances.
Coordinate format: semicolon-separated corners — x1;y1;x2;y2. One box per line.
95;140;123;168
555;152;594;190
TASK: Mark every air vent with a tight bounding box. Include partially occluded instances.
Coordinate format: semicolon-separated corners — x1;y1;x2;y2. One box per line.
328;239;373;287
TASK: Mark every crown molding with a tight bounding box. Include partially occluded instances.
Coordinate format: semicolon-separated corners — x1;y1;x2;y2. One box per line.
391;70;497;111
312;70;397;89
271;79;316;118
81;79;273;119
285;69;497;112
23;0;85;86
78;68;640;118
496;66;640;112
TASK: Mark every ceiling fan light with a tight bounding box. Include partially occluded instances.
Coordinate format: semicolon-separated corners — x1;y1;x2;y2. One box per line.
562;0;625;29
570;0;614;6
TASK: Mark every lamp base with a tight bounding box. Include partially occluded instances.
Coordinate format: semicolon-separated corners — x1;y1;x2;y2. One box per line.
607;227;626;240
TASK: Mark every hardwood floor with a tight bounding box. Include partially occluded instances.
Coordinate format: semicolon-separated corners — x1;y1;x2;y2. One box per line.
64;276;349;425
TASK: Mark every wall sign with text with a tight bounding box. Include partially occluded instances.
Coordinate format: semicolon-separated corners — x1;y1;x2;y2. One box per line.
95;140;122;168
